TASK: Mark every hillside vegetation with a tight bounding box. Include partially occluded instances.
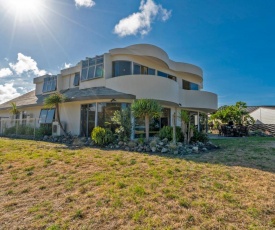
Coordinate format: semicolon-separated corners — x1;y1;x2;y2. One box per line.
0;137;274;229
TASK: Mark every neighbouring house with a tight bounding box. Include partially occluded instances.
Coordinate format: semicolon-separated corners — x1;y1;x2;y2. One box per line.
247;106;275;135
0;44;218;138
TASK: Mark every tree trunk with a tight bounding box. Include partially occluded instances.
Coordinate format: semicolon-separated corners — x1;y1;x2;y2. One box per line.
56;104;66;135
145;115;149;141
182;121;187;145
173;112;176;144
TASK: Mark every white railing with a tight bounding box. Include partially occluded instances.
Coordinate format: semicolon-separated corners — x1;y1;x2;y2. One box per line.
0;118;49;138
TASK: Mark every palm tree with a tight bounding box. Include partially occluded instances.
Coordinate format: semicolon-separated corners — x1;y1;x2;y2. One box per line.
131;99;162;141
44;92;66;134
9;102;20;118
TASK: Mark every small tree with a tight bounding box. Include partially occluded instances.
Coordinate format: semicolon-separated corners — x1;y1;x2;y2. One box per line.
131;99;162;141
111;108;132;141
9;102;20;118
210;101;254;126
44;93;66;134
179;110;190;144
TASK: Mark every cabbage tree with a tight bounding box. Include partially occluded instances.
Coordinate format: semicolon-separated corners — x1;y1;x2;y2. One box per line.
131;99;162;141
9;102;20;118
44;93;66;134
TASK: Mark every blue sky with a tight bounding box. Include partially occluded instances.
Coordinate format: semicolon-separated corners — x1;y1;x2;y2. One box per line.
0;0;274;106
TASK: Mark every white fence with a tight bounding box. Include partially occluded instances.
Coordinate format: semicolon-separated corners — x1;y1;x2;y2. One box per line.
0;118;51;138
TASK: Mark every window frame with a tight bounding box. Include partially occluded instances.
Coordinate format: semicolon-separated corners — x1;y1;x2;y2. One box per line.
81;55;104;82
42;76;57;93
39;109;56;124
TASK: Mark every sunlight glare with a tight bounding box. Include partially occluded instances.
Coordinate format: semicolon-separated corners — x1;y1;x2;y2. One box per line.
5;0;44;19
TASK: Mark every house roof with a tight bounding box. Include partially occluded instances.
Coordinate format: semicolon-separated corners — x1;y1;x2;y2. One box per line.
246;106;275;113
0;87;136;110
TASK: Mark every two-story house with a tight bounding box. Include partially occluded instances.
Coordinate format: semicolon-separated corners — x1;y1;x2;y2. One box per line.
0;44;218;137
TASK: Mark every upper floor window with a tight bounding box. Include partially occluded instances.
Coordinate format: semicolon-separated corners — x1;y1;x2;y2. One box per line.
157;71;177;82
42;76;57;93
182;79;199;90
39;109;55;124
112;61;175;82
81;55;104;81
73;72;80;86
133;63;156;75
113;61;131;77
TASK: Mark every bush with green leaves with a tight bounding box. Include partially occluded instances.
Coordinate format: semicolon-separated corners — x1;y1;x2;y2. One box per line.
158;126;184;142
111;108;131;141
35;125;52;137
190;130;209;143
91;127;114;146
3;126;16;135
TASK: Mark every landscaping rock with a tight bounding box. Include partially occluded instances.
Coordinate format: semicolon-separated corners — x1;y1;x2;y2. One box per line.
151;146;156;152
192;146;199;153
161;148;168;153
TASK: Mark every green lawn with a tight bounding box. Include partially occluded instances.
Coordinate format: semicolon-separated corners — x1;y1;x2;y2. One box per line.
0;137;274;229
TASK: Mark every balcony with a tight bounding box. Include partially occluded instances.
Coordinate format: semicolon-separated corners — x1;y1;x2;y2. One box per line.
106;75;179;104
179;90;218;112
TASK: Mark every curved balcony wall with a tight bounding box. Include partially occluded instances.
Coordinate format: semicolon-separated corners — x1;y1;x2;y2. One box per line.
179;90;218;112
106;75;179;104
110;44;203;80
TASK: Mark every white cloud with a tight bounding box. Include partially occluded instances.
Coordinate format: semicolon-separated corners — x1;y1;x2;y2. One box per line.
64;63;72;69
114;0;171;37
75;0;95;8
0;83;21;104
0;68;13;78
9;53;46;76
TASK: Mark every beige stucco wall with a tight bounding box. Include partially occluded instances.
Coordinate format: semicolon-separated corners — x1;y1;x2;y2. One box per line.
179;90;217;112
79;78;106;90
59;102;81;135
106;75;179;104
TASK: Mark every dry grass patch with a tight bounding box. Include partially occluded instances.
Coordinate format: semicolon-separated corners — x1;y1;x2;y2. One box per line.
0;137;274;229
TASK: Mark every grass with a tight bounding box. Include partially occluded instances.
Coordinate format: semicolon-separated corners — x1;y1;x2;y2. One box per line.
0;137;274;229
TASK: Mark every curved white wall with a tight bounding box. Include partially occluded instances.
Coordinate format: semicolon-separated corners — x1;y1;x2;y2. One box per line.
179;90;218;112
110;44;203;80
106;75;179;104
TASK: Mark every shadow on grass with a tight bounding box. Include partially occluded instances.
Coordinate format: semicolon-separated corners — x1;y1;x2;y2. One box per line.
175;137;275;174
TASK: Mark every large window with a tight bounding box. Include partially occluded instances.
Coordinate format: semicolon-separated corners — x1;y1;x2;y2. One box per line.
182;80;199;90
80;104;96;137
39;109;55;124
134;108;171;138
112;61;132;77
42;76;57;93
81;55;104;81
80;103;130;137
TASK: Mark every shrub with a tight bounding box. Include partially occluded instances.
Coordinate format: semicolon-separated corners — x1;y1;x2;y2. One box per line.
159;126;184;142
3;126;16;135
35;125;52;137
91;127;114;146
159;126;172;141
111;108;132;141
190;130;209;143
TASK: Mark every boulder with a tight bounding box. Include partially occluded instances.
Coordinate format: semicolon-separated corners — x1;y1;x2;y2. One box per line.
161;148;168;153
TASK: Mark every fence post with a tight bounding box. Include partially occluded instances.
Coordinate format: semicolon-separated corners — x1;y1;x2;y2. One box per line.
16;120;18;136
34;118;36;139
